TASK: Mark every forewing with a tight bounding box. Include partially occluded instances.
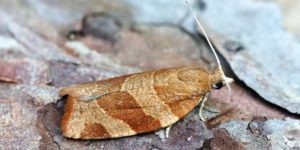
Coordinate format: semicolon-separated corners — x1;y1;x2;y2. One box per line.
60;67;206;139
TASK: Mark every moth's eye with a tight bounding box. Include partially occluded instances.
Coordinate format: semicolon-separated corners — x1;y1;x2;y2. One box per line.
67;30;84;40
213;81;224;89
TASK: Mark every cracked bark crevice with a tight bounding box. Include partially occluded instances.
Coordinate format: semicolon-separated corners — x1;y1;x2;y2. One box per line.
36;103;61;150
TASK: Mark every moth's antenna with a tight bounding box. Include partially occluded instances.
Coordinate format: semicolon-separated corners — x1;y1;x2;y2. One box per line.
185;1;232;98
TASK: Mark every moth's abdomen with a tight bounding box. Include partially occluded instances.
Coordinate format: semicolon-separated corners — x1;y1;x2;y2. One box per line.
60;67;210;139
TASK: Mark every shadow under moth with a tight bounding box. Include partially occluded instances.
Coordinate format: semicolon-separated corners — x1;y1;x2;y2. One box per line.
59;2;233;139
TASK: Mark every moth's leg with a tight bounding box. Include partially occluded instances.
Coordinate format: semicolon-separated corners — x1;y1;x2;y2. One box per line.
199;93;209;121
165;124;173;138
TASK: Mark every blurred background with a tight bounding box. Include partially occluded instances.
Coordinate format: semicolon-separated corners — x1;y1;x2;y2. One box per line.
0;0;299;149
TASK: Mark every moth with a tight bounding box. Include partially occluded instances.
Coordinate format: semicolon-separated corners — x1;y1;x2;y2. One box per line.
60;3;233;139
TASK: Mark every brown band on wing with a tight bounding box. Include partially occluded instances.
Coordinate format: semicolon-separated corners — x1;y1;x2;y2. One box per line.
153;68;202;118
153;85;200;118
80;123;111;139
96;92;141;109
97;92;162;133
165;96;201;118
121;72;179;127
61;96;75;137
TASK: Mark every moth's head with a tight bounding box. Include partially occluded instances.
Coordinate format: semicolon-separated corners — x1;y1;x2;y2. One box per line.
210;67;234;90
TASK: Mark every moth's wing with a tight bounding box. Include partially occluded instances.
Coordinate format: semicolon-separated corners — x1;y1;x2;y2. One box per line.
60;69;206;139
61;91;202;139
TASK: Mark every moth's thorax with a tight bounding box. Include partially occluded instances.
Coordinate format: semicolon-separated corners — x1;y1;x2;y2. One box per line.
153;67;212;101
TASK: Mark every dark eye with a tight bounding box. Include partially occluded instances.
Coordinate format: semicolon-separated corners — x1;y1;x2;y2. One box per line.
67;30;84;40
213;81;224;89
